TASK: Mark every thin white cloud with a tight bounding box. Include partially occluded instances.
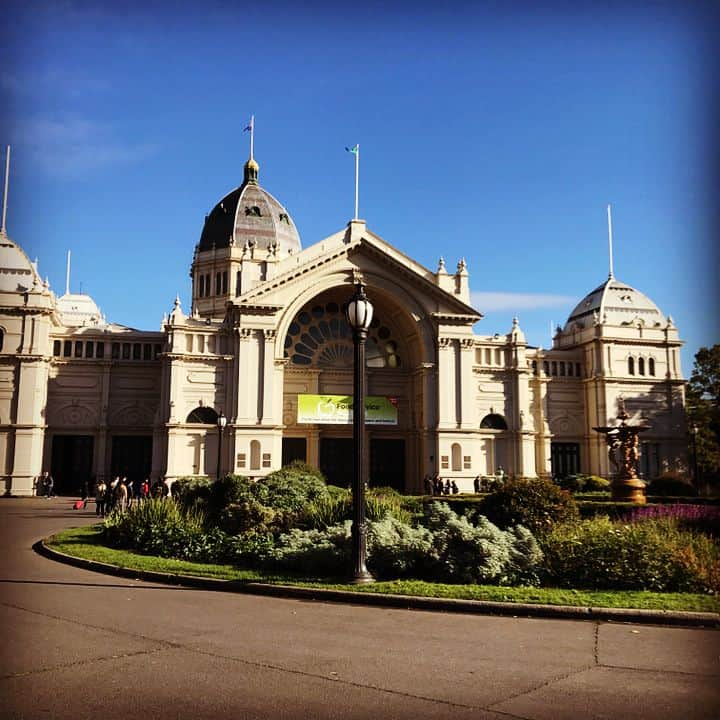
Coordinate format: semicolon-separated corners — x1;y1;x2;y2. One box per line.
471;291;575;312
15;116;158;177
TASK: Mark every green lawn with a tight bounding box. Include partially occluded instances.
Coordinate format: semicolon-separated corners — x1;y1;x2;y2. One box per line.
47;525;720;614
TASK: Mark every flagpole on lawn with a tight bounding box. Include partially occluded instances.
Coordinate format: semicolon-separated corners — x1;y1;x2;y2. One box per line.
354;143;359;220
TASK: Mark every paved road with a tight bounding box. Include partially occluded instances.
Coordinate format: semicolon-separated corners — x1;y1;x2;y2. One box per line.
1;498;718;720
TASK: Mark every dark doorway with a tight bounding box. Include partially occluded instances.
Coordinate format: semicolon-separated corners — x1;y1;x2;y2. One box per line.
319;438;353;487
111;436;152;484
50;435;94;495
370;439;405;491
551;442;580;479
282;437;307;467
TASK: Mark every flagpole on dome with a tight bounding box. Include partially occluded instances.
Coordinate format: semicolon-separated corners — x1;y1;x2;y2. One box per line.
607;204;615;280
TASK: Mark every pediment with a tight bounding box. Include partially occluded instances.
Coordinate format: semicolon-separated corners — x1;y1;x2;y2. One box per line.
234;221;481;323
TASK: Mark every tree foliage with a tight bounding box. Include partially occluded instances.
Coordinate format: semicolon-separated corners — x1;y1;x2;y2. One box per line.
686;344;720;484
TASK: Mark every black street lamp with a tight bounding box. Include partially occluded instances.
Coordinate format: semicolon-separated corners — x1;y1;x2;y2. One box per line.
345;283;375;584
216;411;227;481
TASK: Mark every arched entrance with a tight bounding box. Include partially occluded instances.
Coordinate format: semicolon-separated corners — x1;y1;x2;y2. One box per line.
280;284;428;491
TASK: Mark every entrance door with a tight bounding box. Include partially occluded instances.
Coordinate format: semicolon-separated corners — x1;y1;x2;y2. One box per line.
370;439;405;491
282;437;307;467
111;436;152;484
50;435;94;495
551;442;580;479
319;438;354;487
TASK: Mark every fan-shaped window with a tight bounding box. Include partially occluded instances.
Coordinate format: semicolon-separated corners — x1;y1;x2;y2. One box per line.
451;443;462;472
284;299;402;368
480;413;508;430
245;205;262;217
186;406;219;424
628;357;635;376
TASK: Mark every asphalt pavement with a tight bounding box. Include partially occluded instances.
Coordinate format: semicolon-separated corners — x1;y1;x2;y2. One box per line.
1;497;719;720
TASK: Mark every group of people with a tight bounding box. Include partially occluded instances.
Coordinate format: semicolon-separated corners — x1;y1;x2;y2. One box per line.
423;474;460;496
93;476;153;517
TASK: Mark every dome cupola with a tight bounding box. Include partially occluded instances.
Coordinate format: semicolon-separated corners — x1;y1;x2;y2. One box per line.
197;156;301;257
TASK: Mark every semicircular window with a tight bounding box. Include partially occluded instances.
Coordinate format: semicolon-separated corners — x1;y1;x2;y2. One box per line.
284;300;402;369
186;406;220;424
480;413;508;430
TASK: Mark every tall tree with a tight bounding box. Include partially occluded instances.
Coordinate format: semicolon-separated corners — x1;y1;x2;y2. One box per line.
686;344;720;485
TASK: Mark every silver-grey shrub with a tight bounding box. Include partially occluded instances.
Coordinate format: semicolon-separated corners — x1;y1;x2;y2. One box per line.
423;502;543;585
367;516;434;578
259;521;351;575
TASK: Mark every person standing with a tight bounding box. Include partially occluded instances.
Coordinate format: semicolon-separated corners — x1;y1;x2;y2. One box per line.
43;471;54;498
473;475;481;493
116;478;128;513
95;480;106;517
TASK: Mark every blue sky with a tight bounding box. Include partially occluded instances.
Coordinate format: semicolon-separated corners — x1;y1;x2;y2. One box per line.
1;1;717;373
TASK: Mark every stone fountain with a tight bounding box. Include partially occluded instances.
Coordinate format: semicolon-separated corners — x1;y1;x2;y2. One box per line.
593;399;650;503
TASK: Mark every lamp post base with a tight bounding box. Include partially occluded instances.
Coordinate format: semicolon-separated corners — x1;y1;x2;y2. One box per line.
350;570;375;584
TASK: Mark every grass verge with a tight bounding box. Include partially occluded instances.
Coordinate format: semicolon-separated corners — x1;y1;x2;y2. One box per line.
48;525;720;614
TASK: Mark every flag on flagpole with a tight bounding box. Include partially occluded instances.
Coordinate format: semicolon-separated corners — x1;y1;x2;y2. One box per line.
345;144;358;154
243;119;253;132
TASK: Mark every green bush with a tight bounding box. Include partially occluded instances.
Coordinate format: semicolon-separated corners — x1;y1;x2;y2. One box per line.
422;502;543;585
556;474;610;493
479;477;579;534
647;472;698;497
367;516;434;579
366;487;412;524
259;522;351;575
253;465;330;512
299;490;352;529
103;499;214;560
541;517;720;592
172;476;214;510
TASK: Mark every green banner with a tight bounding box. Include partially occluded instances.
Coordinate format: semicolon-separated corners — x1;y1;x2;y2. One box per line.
297;394;398;425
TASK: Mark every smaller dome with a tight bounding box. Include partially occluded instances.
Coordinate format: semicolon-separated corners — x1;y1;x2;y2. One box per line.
57;293;106;327
564;278;666;331
0;232;41;292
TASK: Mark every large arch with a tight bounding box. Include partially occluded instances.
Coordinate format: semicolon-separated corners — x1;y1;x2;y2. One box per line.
277;270;437;491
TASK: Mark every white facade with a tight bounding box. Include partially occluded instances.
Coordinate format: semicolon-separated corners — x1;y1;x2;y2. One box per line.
0;157;687;495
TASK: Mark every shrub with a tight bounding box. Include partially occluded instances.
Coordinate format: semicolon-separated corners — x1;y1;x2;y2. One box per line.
254;465;330;512
366;487;412;524
541;517;720;592
480;477;579;535
366;516;434;579
299;490;352;529
173;476;214;510
647;472;698;497
103;499;212;560
557;474;610;493
422;502;543;585
259;522;351;575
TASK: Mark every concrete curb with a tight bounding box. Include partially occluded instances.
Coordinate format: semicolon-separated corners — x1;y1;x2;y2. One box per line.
36;539;720;629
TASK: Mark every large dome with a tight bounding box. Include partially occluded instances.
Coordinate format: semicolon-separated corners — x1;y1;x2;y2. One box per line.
198;158;301;256
564;277;666;331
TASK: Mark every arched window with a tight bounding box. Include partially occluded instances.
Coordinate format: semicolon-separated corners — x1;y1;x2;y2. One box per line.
638;357;645;376
648;357;655;376
628;357;635;375
451;443;462;472
186;406;219;424
0;328;3;352
250;440;261;470
480;413;508;430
